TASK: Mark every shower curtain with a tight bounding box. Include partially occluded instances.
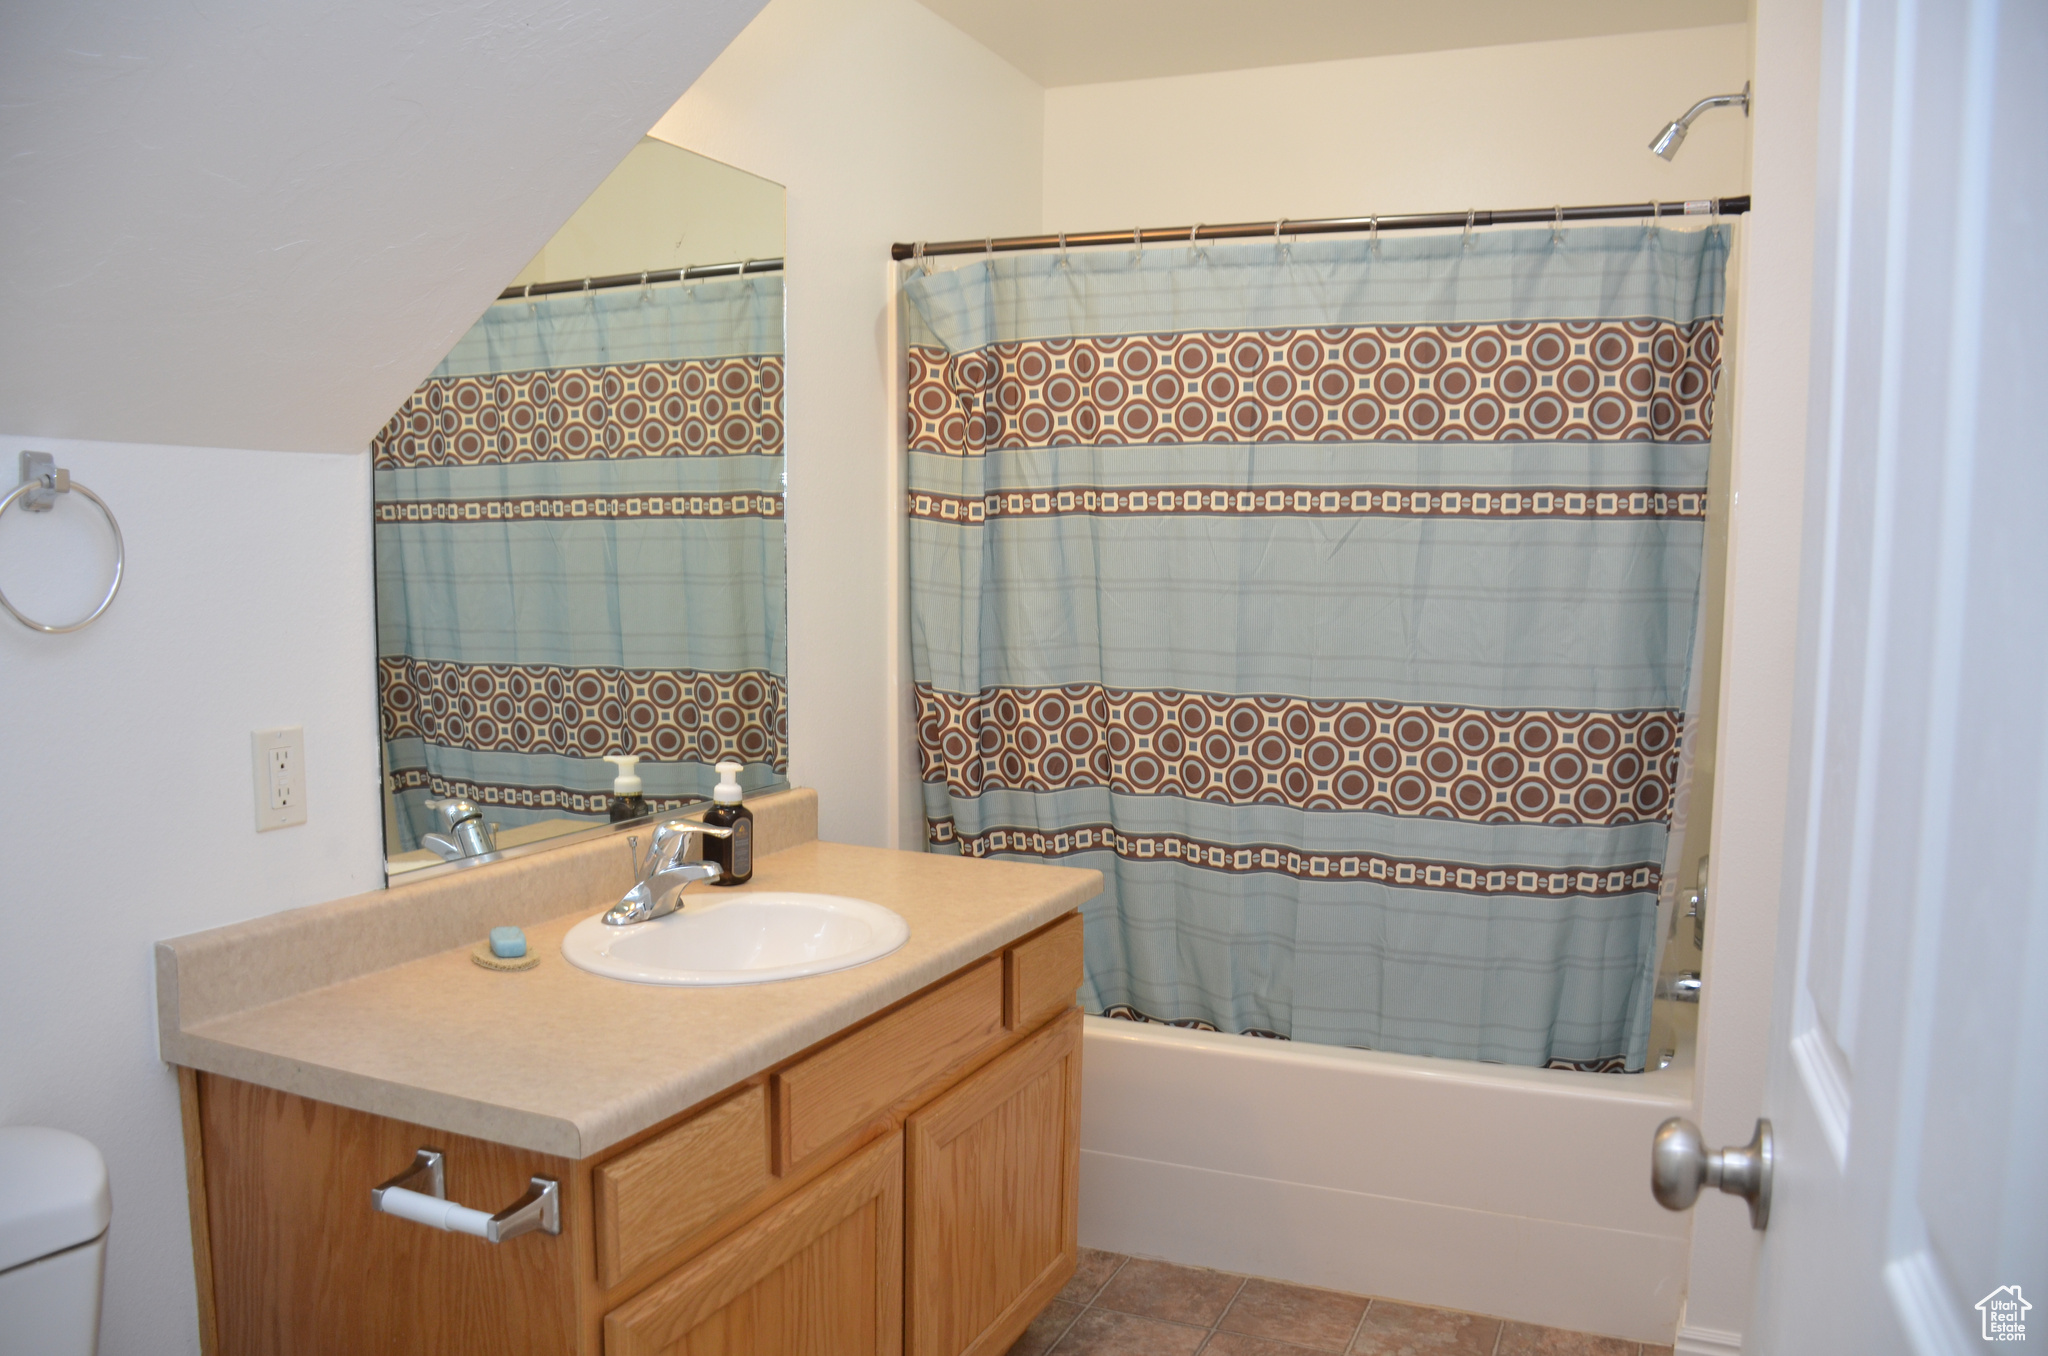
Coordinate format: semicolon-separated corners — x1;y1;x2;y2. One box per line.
903;226;1726;1071
374;275;788;852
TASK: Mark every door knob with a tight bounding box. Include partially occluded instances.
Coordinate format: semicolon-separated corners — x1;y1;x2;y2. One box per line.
1650;1117;1772;1229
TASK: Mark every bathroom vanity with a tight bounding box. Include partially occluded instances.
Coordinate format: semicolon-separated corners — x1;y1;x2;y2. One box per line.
157;790;1099;1356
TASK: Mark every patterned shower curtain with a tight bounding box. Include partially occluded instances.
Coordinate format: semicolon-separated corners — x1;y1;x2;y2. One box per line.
374;275;788;852
904;226;1725;1071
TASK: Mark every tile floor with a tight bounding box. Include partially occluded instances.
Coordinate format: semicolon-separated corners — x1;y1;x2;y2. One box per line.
1007;1250;1675;1356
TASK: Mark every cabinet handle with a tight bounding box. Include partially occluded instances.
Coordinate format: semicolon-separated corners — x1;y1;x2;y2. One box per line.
371;1148;561;1243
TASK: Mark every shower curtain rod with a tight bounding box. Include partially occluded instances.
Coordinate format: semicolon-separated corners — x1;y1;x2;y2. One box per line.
889;196;1750;262
495;256;783;301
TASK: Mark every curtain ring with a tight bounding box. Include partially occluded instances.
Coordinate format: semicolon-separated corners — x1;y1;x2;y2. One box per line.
1190;223;1200;245
522;283;534;299
1462;209;1476;251
1132;227;1144;262
1649;200;1661;234
984;236;994;259
911;240;928;275
1552;204;1566;246
1057;232;1069;267
1369;215;1380;258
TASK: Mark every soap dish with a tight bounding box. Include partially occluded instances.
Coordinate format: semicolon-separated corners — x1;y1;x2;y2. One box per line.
471;941;539;972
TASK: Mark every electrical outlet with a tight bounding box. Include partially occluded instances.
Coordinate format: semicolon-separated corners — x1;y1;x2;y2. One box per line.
252;726;308;830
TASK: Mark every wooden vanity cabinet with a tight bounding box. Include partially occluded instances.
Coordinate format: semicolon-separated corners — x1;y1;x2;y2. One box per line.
180;911;1085;1356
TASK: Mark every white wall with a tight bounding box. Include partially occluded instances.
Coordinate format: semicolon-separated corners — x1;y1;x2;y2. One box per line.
650;0;1044;851
509;140;786;287
0;5;778;1350
1678;1;1824;1350
1043;25;1752;229
0;437;383;1354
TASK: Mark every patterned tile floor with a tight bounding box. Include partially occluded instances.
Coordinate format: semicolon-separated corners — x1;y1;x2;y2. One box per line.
1007;1250;1676;1356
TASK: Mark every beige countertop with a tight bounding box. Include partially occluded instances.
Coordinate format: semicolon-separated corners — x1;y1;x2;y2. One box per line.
157;793;1101;1158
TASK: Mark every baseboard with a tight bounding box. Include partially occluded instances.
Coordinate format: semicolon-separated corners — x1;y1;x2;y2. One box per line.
1675;1323;1744;1355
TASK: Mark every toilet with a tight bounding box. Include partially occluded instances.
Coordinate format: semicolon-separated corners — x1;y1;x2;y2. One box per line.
0;1128;110;1356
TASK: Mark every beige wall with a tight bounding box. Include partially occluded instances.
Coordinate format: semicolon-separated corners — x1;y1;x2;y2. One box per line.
1036;26;1802;1350
509;139;785;287
1043;25;1752;230
1040;20;1757;979
650;0;1043;851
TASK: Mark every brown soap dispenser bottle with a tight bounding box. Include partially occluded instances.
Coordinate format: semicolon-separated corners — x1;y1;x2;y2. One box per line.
703;760;753;885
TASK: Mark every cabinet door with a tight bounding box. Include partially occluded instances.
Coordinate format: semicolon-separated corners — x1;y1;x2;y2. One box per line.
905;1007;1081;1356
603;1132;902;1356
198;1074;580;1356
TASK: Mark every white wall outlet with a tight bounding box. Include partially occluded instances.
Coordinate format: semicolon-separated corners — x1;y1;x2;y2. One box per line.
252;726;308;830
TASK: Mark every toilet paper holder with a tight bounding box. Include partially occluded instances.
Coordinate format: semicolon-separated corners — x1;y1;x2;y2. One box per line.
371;1148;560;1243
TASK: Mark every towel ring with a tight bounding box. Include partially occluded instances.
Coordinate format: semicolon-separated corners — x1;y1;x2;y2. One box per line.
0;452;125;634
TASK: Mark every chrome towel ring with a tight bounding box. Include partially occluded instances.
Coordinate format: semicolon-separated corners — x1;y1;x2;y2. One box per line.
0;452;124;634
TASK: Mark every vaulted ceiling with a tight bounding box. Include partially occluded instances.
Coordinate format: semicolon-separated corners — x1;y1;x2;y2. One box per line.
914;0;1748;86
1;1;767;453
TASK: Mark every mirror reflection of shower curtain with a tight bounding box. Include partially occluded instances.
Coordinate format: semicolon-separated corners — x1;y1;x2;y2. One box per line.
373;276;788;852
903;227;1727;1071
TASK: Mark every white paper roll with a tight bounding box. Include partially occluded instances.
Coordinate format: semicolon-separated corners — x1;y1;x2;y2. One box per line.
376;1185;493;1238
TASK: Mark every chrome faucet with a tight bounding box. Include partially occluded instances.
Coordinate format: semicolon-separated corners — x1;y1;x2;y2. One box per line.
604;819;734;926
1658;970;1703;1004
420;798;499;862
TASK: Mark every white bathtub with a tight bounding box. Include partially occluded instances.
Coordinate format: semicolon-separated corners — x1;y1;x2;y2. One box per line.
1077;1010;1695;1344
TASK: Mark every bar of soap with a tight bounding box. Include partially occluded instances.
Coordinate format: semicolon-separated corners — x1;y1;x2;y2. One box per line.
489;926;527;959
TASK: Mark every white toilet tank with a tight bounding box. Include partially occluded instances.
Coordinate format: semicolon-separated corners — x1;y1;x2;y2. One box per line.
0;1128;110;1356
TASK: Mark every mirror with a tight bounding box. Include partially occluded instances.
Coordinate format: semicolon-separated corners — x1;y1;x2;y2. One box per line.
371;139;788;883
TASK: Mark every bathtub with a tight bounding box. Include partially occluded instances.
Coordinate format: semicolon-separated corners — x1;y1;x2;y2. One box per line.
1077;1006;1695;1344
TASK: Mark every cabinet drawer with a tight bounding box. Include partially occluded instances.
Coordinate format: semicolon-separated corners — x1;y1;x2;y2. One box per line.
1005;912;1084;1031
774;958;1005;1173
594;1084;772;1288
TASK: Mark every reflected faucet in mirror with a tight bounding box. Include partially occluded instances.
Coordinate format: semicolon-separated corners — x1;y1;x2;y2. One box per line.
605;820;735;926
420;798;499;863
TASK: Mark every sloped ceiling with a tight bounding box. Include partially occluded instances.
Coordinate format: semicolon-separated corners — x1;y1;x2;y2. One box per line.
1;0;768;453
914;0;1749;86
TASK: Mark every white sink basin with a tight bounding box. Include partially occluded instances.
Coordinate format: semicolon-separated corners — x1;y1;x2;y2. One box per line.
560;892;909;987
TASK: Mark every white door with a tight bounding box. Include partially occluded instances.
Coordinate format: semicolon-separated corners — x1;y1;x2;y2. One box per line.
1745;0;2046;1351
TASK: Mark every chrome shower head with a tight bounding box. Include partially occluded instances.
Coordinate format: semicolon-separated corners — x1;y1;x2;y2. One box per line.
1648;82;1751;160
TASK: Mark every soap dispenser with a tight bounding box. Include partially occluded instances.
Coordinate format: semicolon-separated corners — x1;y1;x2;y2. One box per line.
702;761;753;885
603;755;648;822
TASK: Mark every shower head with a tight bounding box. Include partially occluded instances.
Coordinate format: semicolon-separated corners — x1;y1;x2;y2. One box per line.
1649;82;1751;160
1649;121;1689;160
